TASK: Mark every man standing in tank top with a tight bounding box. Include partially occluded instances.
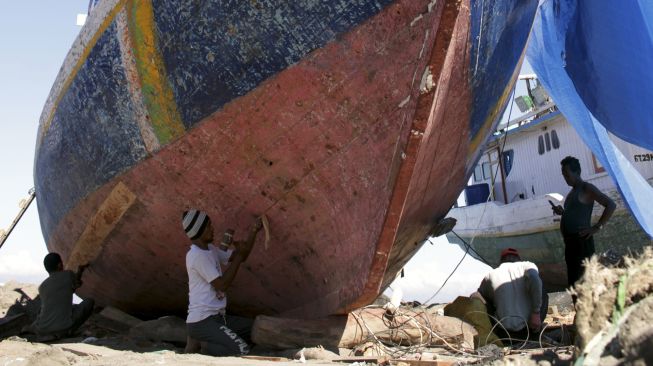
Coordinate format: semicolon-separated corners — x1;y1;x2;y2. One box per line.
551;156;615;287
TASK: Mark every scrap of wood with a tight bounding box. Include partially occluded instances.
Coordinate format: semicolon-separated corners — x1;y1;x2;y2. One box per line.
59;347;99;358
241;355;289;362
334;355;391;363
391;359;459;366
252;308;476;350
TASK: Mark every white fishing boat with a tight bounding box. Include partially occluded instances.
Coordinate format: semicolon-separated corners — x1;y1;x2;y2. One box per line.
447;77;653;290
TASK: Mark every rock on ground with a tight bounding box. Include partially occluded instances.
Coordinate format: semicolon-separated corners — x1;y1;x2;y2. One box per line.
129;316;186;344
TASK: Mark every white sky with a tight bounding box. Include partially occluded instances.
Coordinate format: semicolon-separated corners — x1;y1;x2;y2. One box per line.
0;2;535;304
0;1;89;285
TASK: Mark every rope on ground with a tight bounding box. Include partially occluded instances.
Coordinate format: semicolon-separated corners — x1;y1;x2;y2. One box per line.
349;305;483;359
479;311;561;350
349;304;566;363
488;314;530;350
350;307;423;358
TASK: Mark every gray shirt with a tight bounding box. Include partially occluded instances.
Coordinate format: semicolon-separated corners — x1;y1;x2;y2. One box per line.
478;261;542;331
35;270;76;334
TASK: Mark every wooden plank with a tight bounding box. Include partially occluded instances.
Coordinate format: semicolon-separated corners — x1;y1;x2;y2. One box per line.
335;355;390;363
241;355;289;362
391;359;459;366
66;181;136;270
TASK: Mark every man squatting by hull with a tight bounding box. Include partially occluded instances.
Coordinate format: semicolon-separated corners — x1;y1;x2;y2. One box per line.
22;253;95;340
182;209;263;356
476;248;548;342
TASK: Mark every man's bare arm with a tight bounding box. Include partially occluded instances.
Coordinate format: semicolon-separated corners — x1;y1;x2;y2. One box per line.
73;264;89;289
210;219;263;292
587;183;616;226
579;183;616;238
230;219;263;262
477;276;493;304
210;254;245;292
525;268;543;330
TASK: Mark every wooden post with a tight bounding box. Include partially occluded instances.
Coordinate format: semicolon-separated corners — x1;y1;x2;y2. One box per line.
0;188;36;250
251;308;476;350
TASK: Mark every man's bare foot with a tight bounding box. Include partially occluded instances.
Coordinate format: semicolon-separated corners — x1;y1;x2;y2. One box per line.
184;336;201;353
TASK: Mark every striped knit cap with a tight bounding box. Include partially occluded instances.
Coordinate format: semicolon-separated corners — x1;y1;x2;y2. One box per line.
182;210;209;240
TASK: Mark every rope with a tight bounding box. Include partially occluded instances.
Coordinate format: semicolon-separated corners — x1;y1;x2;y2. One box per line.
350;305;481;358
348;304;567;363
450;229;491;266
422;238;471;304
418;82;519;304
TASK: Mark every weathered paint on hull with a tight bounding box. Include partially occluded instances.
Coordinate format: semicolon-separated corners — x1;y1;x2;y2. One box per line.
448;209;653;291
35;0;538;317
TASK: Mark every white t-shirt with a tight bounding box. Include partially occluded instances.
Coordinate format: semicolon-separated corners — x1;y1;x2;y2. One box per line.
478;261;542;331
186;244;233;323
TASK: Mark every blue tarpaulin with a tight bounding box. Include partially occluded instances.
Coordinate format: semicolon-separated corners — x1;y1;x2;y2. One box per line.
527;0;653;237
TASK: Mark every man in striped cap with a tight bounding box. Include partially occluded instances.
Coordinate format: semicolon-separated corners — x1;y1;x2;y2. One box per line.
182;209;262;356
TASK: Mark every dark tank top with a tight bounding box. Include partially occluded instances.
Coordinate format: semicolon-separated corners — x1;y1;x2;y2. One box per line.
560;183;594;236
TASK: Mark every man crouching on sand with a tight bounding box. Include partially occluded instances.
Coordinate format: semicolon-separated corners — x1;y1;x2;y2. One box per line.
182;209;262;356
23;253;95;340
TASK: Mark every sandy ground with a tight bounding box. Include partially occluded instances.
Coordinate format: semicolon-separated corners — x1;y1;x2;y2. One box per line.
0;338;342;366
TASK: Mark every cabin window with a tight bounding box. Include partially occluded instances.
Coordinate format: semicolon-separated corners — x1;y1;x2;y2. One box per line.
502;149;514;176
473;165;483;182
538;136;545;155
551;130;560;149
545;132;551;151
482;162;492;180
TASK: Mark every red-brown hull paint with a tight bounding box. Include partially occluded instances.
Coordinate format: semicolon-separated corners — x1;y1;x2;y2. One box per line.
48;0;480;318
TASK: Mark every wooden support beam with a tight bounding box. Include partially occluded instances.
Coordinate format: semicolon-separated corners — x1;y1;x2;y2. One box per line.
251;308;476;350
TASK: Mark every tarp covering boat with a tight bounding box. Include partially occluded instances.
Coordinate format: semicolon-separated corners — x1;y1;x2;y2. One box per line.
527;0;653;237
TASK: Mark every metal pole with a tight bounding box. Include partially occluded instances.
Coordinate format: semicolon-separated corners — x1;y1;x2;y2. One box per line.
0;188;36;250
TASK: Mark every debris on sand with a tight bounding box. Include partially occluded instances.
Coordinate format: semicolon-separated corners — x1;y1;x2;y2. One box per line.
0;281;581;365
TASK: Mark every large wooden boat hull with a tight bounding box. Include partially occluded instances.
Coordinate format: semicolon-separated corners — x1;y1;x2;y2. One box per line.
34;0;538;318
